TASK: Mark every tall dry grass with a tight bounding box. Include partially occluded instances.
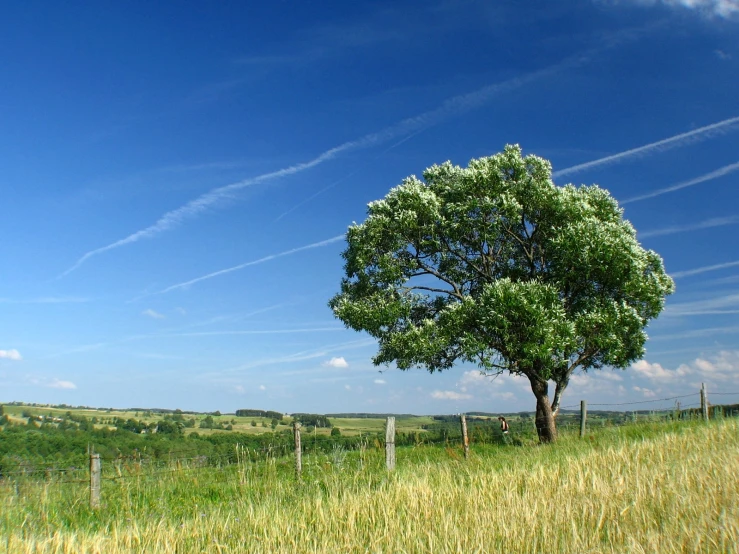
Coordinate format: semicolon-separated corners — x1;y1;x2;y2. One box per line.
1;419;737;553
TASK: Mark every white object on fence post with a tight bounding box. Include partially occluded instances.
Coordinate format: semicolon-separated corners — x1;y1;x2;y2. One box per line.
385;416;396;471
293;421;302;477
90;453;101;509
460;414;469;459
701;383;709;422
580;400;587;438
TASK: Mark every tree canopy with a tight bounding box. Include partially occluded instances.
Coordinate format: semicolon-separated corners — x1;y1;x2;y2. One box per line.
329;145;674;442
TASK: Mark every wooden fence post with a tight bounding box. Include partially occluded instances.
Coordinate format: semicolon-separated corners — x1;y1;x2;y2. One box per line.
579;400;587;438
293;421;302;477
385;417;395;471
89;453;101;509
701;383;709;422
460;414;469;459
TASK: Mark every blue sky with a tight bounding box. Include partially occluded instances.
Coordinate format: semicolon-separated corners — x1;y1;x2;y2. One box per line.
2;0;739;414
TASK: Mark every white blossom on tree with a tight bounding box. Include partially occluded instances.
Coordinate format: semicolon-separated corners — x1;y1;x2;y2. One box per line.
329;145;674;442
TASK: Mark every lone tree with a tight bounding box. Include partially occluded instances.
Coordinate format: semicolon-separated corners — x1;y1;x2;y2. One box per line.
329;145;674;443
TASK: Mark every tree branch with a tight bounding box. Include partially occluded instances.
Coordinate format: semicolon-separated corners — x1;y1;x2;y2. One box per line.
401;285;463;299
439;235;489;281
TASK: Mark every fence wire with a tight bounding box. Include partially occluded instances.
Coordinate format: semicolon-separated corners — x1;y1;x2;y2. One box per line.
3;394;738;490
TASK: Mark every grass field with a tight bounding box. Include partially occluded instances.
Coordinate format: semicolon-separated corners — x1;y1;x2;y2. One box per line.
0;405;444;436
1;417;737;553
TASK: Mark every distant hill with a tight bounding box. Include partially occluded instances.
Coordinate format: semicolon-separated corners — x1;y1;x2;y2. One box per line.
326;413;419;419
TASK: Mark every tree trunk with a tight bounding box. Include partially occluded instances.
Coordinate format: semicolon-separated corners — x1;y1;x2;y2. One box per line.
551;379;567;417
528;376;557;443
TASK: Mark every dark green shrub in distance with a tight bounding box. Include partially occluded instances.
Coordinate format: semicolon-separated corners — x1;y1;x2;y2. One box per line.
331;427;341;437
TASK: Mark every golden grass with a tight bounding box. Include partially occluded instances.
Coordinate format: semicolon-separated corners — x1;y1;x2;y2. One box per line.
2;419;737;553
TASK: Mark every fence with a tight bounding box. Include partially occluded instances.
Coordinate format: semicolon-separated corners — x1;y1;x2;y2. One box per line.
2;383;738;509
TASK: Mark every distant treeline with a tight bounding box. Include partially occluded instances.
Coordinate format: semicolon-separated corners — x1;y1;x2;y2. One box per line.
0;416;378;475
291;414;331;428
235;409;283;420
326;413;418;419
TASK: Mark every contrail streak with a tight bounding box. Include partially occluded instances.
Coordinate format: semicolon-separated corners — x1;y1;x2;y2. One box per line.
553;116;739;179
59;50;598;278
671;260;739;279
158;234;345;293
622;161;739;204
640;215;739;238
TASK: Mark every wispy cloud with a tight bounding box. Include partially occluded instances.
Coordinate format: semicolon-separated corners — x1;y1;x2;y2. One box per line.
162;327;344;337
48;379;77;390
59;47;613;278
664;292;739;316
671;260;739;278
623;161;739;204
28;376;78;389
553;116;739;179
598;0;739;19
142;309;166;319
640;215;739;238
44;343;108;359
214;338;375;375
374;379;387;385
431;390;472;400
715;49;732;60
157;235;345;294
650;325;739;340
0;349;22;361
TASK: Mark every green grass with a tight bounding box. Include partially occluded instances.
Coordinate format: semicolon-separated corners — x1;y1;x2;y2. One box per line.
1;418;737;553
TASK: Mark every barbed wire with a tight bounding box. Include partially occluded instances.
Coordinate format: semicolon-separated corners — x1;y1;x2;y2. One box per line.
561;392;699;409
3;405;736;485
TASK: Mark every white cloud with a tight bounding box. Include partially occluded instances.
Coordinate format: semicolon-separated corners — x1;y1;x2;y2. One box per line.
631;359;688;382
259;385;266;391
175;307;187;315
142;309;165;319
374;379;387;385
597;0;739;19
344;384;352;390
431;390;472;400
633;385;656;398
567;370;628;398
323;356;349;368
0;349;22;361
457;370;529;395
632;351;739;385
234;385;245;394
49;379;77;390
598;371;624;381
